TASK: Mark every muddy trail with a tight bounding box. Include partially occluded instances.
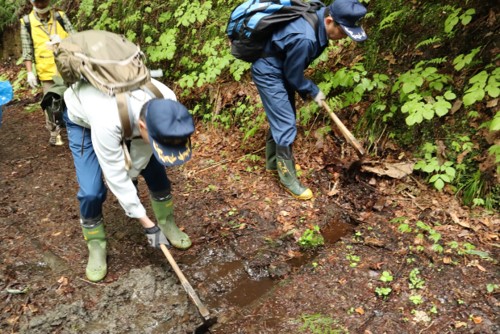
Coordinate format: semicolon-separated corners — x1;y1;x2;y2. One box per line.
1;76;499;333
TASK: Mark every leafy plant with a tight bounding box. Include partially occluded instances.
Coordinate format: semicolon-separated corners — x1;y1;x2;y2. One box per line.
452;47;481;71
346;253;360;268
414;143;457;191
409;268;425;290
409;294;424;305
375;287;392;298
486;284;499;294
298;225;324;249
462;68;500;106
0;0;23;30
299;313;348;334
379;271;393;283
392;62;456;126
443;6;475;34
379;10;404;30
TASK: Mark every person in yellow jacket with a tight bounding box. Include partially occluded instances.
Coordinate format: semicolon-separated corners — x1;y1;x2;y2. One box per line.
20;0;75;146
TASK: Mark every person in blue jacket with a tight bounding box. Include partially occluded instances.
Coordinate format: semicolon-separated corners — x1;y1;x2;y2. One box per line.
252;0;368;200
0;81;14;128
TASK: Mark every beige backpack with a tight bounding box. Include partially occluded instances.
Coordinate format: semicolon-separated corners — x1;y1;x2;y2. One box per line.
54;30;163;168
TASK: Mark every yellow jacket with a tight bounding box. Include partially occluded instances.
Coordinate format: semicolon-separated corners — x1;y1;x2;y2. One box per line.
26;10;69;81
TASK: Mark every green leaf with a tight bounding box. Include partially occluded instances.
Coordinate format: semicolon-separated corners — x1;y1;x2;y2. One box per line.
429;174;440;182
445;167;456;178
440;174;451;183
490;117;500;131
422;105;435;120
402;81;416;94
434;98;451;117
463;88;485;106
434;178;445;190
444;91;456;100
486;85;499;98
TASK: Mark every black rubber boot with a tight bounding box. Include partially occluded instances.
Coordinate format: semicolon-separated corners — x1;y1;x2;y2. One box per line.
265;131;277;172
276;145;313;200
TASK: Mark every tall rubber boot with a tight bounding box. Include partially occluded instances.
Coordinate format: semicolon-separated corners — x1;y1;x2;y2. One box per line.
82;222;107;282
266;132;300;173
265;131;277;172
276;145;313;200
151;196;192;250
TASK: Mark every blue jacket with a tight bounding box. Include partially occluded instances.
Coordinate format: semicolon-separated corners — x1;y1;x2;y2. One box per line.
254;7;329;99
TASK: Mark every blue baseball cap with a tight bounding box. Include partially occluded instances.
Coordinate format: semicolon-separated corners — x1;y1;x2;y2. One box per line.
144;99;194;167
329;0;368;42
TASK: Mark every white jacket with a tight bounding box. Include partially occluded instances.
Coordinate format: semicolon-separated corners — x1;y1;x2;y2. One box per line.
64;79;176;218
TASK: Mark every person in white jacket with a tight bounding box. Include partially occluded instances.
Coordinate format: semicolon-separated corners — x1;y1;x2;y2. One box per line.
63;79;194;282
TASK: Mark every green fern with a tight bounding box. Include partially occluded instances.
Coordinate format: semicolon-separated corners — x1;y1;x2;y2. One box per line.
426;57;448;65
415;37;441;49
379;10;404;30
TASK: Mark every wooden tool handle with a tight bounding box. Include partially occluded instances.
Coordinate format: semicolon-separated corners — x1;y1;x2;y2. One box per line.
321;101;365;157
160;244;210;318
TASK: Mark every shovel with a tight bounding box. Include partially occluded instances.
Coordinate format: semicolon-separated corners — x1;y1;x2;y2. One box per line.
160;244;217;333
321;100;365;157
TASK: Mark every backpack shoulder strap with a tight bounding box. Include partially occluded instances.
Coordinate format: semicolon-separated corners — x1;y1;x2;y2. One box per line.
116;92;133;171
22;14;31;37
303;5;323;43
116;92;132;139
54;11;68;32
141;81;164;99
116;82;163;140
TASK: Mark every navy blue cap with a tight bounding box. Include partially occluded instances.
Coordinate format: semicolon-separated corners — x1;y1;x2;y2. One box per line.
145;99;194;167
329;0;368;42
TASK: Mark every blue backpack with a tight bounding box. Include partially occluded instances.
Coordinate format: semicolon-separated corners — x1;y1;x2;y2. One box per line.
0;81;13;128
226;0;325;62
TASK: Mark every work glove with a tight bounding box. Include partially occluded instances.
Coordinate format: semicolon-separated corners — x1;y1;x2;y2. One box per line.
27;72;38;89
50;34;62;44
144;225;170;248
313;90;326;106
46;34;62;51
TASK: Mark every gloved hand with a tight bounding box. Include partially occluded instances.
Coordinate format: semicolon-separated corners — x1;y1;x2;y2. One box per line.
46;34;62;51
144;225;170;248
314;90;326;106
50;34;62;44
27;72;38;89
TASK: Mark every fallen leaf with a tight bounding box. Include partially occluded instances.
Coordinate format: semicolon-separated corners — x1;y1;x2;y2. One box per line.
52;231;62;236
472;315;483;324
443;257;452;264
7;315;20;325
449;212;470;229
355;307;365;315
486;98;498;108
475;263;487;272
413;310;431;323
360;161;415;179
327;188;339;196
450;99;463;114
454;321;467;328
57;276;69;286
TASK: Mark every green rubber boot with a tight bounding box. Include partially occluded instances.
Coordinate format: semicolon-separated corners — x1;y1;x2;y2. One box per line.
82;223;107;282
151;196;192;250
266;133;301;173
276;145;313;200
265;132;277;172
